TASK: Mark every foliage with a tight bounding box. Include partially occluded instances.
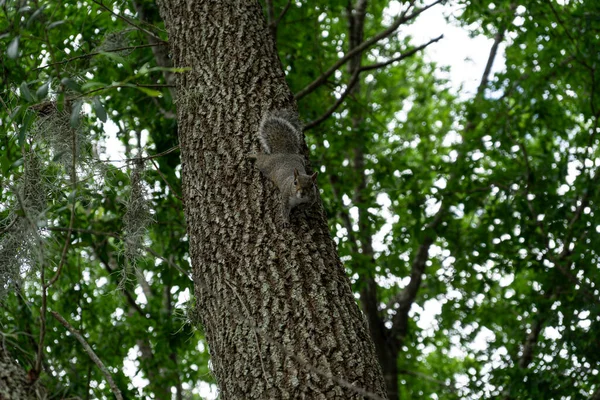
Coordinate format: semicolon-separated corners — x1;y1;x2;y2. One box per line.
0;0;599;399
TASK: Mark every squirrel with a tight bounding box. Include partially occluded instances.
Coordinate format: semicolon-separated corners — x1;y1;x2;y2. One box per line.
248;109;318;223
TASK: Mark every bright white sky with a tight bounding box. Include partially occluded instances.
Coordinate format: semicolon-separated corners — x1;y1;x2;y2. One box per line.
395;0;506;96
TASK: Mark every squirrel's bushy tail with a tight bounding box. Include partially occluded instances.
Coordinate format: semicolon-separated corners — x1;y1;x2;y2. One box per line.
259;109;304;154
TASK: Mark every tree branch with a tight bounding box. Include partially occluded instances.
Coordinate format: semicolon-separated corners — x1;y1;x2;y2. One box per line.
50;311;124;400
294;0;444;100
91;0;166;44
273;0;292;30
304;35;444;131
360;34;443;72
33;43;163;71
518;317;544;369
303;67;361;131
131;0;177;97
398;369;457;391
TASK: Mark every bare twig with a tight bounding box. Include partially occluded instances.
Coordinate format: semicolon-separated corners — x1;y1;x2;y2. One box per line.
150;158;183;202
360;34;444;72
144;246;191;281
74;83;175;100
477;3;516;96
91;0;166;44
33;43;163;71
304;35;444;131
303;67;361;131
97;145;179;164
294;0;444;100
0;217;18;236
398;369;457;391
518;317;544;369
46;227;119;238
50;311;124;400
273;0;292;29
477;28;506;97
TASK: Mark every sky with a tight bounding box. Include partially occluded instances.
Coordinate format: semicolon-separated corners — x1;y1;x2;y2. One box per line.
395;0;506;97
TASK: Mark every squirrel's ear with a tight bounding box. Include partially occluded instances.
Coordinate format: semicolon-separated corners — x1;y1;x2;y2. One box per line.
311;172;318;182
294;168;299;178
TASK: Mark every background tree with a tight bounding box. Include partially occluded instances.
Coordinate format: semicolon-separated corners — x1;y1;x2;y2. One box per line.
1;0;599;399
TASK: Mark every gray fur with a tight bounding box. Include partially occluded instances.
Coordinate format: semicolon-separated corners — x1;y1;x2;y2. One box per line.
252;110;317;223
258;110;304;154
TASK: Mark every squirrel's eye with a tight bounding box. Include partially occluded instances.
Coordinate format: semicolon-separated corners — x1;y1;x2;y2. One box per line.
294;180;298;185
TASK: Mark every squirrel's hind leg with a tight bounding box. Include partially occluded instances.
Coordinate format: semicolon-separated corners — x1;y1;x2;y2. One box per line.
281;196;291;227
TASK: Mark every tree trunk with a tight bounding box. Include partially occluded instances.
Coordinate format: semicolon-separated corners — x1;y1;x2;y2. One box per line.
0;344;43;400
345;1;400;399
156;1;388;399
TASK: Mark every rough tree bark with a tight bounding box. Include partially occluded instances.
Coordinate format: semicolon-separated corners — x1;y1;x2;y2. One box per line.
0;344;43;400
156;1;388;399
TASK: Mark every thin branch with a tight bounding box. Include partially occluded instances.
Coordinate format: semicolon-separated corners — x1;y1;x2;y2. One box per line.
477;28;506;97
46;226;191;281
50;311;124;400
144;246;191;281
477;3;517;96
96;145;179;164
398;369;457;391
294;0;444;100
304;67;361;131
130;0;177;95
0;217;18;235
518;317;544;369
33;43;164;71
74;82;175;100
274;0;292;28
360;34;444;72
150;158;183;202
91;0;166;44
304;35;444;131
46;227;119;238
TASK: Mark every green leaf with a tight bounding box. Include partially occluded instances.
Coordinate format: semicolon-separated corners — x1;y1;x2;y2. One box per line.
81;81;106;91
20;82;36;102
52;151;68;161
99;51;127;65
7;36;19;59
28;4;47;26
47;20;65;29
70;99;83;127
9;105;23;122
61;77;81;92
36;81;50;99
8;158;24;172
18;112;34;147
135;86;162;97
93;97;107;122
141;66;191;74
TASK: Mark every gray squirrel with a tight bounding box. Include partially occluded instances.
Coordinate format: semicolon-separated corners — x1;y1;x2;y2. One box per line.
248;109;318;223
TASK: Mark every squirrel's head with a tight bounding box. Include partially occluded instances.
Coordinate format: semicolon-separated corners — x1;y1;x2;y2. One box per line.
293;168;318;199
